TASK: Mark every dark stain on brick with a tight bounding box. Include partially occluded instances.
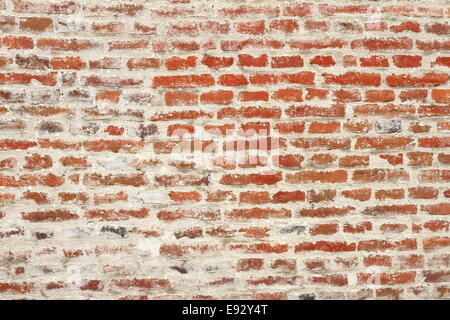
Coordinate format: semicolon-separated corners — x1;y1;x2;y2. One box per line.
15;54;50;69
100;226;130;238
138;124;158;138
38;121;64;133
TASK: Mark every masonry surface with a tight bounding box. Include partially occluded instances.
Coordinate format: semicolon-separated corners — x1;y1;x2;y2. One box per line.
0;0;449;300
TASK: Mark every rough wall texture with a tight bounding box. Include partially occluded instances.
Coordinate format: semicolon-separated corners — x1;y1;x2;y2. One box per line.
0;0;449;300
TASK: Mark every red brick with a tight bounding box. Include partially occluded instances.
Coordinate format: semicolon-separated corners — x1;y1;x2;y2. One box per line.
351;37;413;50
200;90;233;105
322;72;381;86
272;88;302;102
238;54;268;67
271;56;303;68
201;56;233;69
19;17;53;32
165;56;196;70
387;73;448;87
153;74;215;88
392;55;422;68
51;56;85;70
127;58;159;70
360;55;389;67
2;36;33;49
236;20;265;35
310;55;335;67
269;19;299;33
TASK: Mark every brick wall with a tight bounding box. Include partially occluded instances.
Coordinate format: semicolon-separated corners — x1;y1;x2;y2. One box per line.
0;0;449;300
